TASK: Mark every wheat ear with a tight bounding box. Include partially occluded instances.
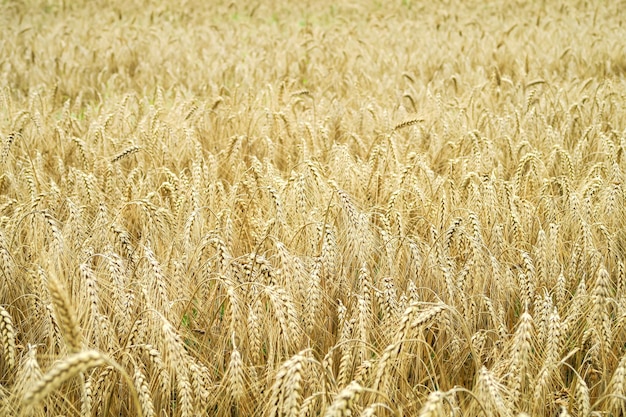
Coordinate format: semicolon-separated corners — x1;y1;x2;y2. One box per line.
22;350;108;406
46;270;82;352
23;350;142;416
323;381;364;417
0;305;16;371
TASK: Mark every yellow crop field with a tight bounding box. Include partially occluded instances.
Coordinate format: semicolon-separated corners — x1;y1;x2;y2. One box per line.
1;0;626;415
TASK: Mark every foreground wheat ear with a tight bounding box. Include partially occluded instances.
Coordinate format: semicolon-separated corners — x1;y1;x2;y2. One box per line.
21;350;142;417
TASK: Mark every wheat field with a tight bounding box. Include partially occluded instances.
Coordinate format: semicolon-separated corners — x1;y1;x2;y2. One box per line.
1;0;626;416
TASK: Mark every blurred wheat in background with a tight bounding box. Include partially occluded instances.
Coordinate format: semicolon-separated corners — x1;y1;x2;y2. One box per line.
1;0;626;416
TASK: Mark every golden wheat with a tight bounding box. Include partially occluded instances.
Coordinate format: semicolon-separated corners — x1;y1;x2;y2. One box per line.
1;0;626;415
